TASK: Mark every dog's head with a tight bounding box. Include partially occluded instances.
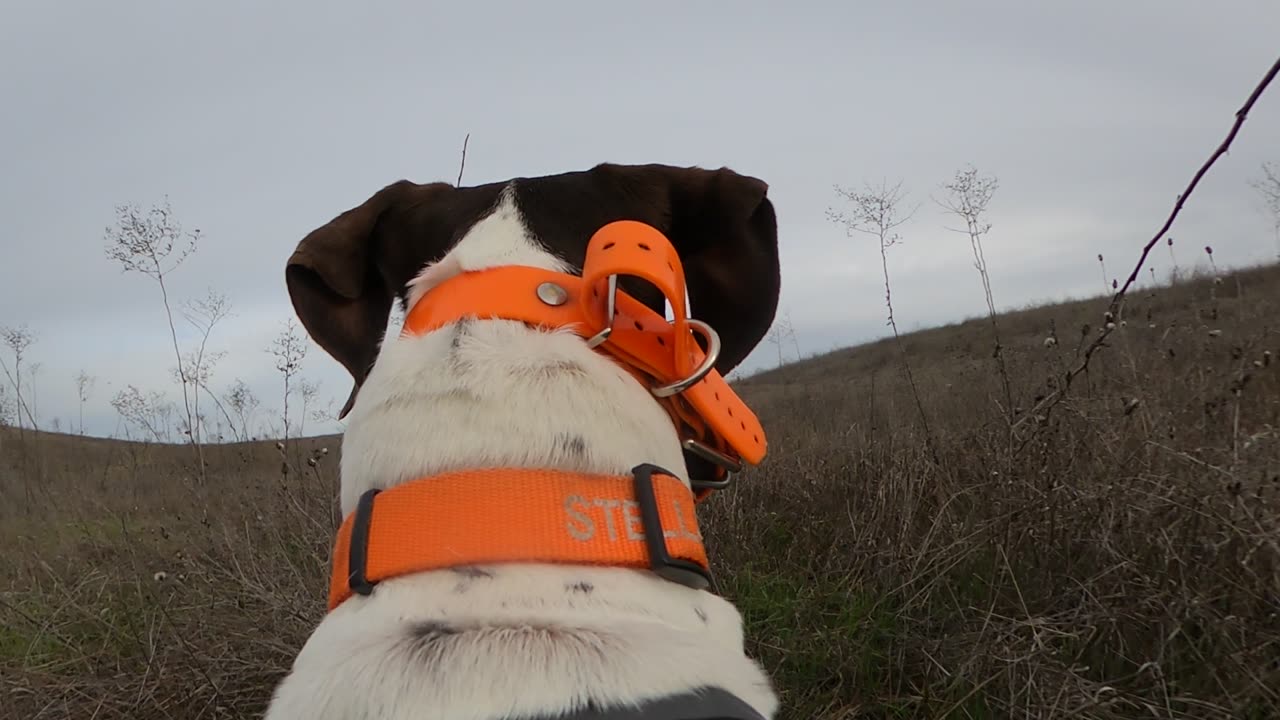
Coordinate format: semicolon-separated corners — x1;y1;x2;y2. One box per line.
285;163;780;417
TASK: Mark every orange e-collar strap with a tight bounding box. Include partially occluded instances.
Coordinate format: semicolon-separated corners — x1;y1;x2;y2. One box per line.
401;220;768;474
329;465;712;610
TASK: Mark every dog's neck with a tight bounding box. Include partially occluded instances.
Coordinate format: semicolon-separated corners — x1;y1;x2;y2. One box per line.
338;190;691;516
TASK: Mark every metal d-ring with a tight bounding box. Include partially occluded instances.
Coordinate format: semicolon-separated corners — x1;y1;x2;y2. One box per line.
585;274;618;349
683;438;743;480
651;319;720;398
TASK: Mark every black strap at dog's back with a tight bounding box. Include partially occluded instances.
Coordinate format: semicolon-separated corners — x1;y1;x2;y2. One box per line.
511;686;768;720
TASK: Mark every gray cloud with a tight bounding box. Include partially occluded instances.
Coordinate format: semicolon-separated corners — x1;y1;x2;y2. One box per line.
2;1;1278;437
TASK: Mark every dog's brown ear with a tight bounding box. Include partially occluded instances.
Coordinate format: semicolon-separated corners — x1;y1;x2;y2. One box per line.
285;180;417;418
655;166;781;375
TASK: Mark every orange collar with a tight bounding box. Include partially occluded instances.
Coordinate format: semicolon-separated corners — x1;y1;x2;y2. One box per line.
402;220;766;477
328;221;767;611
330;465;711;611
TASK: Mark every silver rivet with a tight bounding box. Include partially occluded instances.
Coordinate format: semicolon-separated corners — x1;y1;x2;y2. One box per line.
536;282;568;306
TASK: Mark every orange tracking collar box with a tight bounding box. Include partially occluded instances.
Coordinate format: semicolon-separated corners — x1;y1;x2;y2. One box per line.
327;221;768;611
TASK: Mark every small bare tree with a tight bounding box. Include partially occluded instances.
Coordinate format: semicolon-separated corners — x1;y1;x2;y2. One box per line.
293;377;320;438
110;385;174;442
0;383;15;426
764;311;801;369
27;362;42;430
180;289;233;445
104;199;203;467
939;166;1013;419
1;324;37;429
75;370;95;435
268;319;308;440
1249;160;1280;259
827;181;934;450
223;379;261;442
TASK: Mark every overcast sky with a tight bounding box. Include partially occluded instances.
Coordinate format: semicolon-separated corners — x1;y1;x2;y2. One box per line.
2;1;1278;440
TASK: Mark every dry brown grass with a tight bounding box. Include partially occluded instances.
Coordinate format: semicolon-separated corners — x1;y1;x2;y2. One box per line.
2;263;1279;719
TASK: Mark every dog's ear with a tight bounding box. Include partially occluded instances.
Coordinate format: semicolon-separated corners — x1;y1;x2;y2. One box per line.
285;180;437;418
652;166;781;375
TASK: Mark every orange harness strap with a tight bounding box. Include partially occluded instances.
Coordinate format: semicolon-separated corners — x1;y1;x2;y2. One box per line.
329;465;710;610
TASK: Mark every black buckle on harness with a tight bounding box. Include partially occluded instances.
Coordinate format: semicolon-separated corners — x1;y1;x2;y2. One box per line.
630;463;718;594
348;488;381;597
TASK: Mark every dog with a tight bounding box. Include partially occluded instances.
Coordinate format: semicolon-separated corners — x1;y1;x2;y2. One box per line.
265;162;782;720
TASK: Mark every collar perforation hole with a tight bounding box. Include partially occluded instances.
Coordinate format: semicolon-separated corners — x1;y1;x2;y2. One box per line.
637;242;651;251
633;320;643;330
656;336;665;346
602;242;616;250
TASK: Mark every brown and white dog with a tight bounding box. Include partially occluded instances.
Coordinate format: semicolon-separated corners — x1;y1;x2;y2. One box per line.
265;163;782;720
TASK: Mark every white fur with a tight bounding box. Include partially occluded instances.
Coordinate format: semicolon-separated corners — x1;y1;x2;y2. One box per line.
265;187;778;720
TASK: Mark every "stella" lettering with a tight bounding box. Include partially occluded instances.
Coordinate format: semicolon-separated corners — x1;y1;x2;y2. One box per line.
563;494;701;543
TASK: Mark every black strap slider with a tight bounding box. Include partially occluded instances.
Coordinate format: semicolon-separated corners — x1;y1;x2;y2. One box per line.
630;463;718;594
348;488;381;597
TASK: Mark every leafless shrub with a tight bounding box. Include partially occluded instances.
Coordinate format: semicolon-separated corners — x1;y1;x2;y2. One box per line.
222;379;261;442
0;383;14;425
74;370;95;435
267;319;308;441
1249;159;1280;259
764;310;801;369
180;289;234;447
828;180;936;457
110;385;175;443
939;165;1013;420
104;199;206;474
1;323;38;429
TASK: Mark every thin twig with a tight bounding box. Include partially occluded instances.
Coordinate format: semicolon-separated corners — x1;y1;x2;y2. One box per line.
1013;53;1280;440
457;133;470;186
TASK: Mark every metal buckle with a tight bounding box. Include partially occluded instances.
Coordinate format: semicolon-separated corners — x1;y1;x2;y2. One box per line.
586;272;719;398
585;274;618;349
683;438;743;483
651;320;720;398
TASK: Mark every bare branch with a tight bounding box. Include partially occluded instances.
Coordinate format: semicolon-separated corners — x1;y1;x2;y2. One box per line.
457;132;471;186
1014;53;1280;439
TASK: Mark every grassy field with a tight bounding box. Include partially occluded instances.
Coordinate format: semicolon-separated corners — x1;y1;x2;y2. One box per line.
2;263;1278;719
